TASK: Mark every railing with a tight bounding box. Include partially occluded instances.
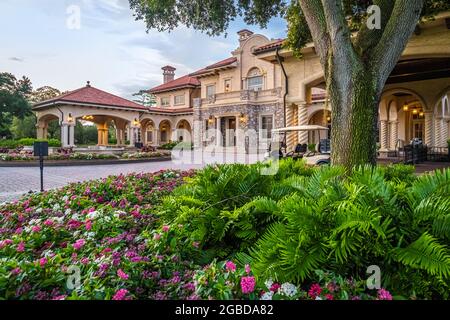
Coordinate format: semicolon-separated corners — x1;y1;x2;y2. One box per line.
404;145;450;164
200;87;282;106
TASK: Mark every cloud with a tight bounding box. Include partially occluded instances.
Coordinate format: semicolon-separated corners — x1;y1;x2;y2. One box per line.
9;57;24;62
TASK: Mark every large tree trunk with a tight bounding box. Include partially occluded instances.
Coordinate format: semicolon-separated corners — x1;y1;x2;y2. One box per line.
328;65;380;168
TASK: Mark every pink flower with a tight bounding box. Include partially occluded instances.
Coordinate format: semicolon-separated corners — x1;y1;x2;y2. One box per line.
192;241;200;248
80;257;90;265
0;239;13;249
17;242;25;252
85;220;92;231
377;288;393;300
117;269;129;280
162;225;170;232
241;276;256;294
73;239;86;250
39;258;48;267
52;295;67;300
225;261;236;272
308;283;322;299
245;264;251;274
44;219;54;227
112;289;130;300
325;294;334;300
270;283;281;292
11;267;21;276
32;225;41;233
153;234;161;241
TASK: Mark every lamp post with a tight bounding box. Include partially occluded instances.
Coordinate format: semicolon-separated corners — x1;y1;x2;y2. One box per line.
67;113;74;147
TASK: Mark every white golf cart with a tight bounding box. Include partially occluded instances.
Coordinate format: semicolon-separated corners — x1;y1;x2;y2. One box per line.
267;125;331;166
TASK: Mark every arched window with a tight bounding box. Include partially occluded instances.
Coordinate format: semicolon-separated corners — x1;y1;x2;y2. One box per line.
247;68;263;91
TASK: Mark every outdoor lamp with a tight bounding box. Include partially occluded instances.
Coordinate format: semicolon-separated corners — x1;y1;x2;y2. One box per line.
419;111;424;117
327;116;331;122
403;103;409;111
67;113;74;123
239;113;247;123
133;118;140;127
412;109;418;115
208;115;214;124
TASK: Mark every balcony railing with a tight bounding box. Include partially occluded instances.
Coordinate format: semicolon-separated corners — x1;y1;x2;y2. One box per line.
198;87;283;106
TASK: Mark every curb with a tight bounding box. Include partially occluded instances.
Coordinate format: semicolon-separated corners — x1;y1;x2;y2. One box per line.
0;157;172;167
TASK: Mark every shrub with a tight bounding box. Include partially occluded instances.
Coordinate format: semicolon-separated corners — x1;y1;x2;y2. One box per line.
308;144;316;152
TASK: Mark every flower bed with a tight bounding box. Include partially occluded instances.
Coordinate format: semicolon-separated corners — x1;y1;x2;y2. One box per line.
0;150;171;162
0;170;195;300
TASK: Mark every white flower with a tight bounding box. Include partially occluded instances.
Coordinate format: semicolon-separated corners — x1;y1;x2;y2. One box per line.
87;211;98;220
315;296;322;300
43;250;54;258
65;209;72;216
280;283;298;297
264;278;274;290
54;216;64;224
52;203;60;211
36;208;43;214
71;213;80;221
261;292;274;300
62;195;69;202
73;231;80;238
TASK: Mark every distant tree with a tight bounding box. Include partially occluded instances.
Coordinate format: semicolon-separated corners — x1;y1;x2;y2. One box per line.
132;90;156;107
0;73;33;138
29;86;62;103
10;116;37;139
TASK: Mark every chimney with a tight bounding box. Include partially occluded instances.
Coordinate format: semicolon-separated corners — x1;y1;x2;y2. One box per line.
237;29;254;46
162;65;176;83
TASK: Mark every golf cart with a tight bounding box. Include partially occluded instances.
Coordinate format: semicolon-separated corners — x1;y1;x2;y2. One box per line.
267;125;331;166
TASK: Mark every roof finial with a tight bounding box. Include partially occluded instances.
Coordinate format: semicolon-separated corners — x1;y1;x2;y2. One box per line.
86;81;91;87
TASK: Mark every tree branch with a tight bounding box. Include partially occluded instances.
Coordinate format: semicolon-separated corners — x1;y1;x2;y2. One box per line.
298;0;329;66
370;0;425;92
353;0;395;57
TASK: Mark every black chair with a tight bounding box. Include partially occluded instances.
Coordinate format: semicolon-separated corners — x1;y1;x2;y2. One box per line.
286;143;308;159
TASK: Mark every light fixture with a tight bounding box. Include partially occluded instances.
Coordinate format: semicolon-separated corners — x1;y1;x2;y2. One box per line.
208;115;214;124
326;116;331;122
67;113;74;123
239;112;247;123
403;103;409;111
419;111;424;117
133;118;140;127
412;109;418;115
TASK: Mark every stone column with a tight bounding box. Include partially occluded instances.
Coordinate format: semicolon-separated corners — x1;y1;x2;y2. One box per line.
298;103;308;144
435;117;442;147
424;112;433;146
379;120;388;151
36;124;46;139
389;120;398;150
285;104;296;151
61;123;69;147
153;129;159;147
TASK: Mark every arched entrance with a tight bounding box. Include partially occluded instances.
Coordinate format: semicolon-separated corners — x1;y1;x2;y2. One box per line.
141;119;157;146
159;120;172;145
308;109;331;144
175;119;192;142
379;89;428;154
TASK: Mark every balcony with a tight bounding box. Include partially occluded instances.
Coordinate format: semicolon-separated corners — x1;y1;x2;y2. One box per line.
196;87;283;107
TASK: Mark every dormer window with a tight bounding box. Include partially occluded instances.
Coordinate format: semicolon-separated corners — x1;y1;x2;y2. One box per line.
247;68;263;91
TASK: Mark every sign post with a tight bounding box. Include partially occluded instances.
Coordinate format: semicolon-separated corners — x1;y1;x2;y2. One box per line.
33;141;48;192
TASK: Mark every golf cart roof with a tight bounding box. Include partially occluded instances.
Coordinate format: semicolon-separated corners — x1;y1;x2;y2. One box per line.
272;125;329;133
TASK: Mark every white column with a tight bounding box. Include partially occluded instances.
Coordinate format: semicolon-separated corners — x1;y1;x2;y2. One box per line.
61;123;69;147
424;112;433;146
216;117;222;147
435;117;442;147
389;120;398;150
68;124;75;147
36;124;45;139
129;127;136;146
298;104;308;144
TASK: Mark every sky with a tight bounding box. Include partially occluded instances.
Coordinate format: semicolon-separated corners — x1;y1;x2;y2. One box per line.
0;0;287;100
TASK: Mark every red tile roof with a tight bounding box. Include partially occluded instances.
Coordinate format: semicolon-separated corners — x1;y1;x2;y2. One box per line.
149;75;200;94
189;57;238;76
253;39;285;54
147;107;193;114
33;84;148;110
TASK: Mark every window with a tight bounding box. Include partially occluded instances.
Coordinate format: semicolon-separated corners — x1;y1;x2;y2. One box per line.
206;85;216;99
247;68;263;91
174;94;185;105
224;79;232;92
261;115;273;139
161;97;170;107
